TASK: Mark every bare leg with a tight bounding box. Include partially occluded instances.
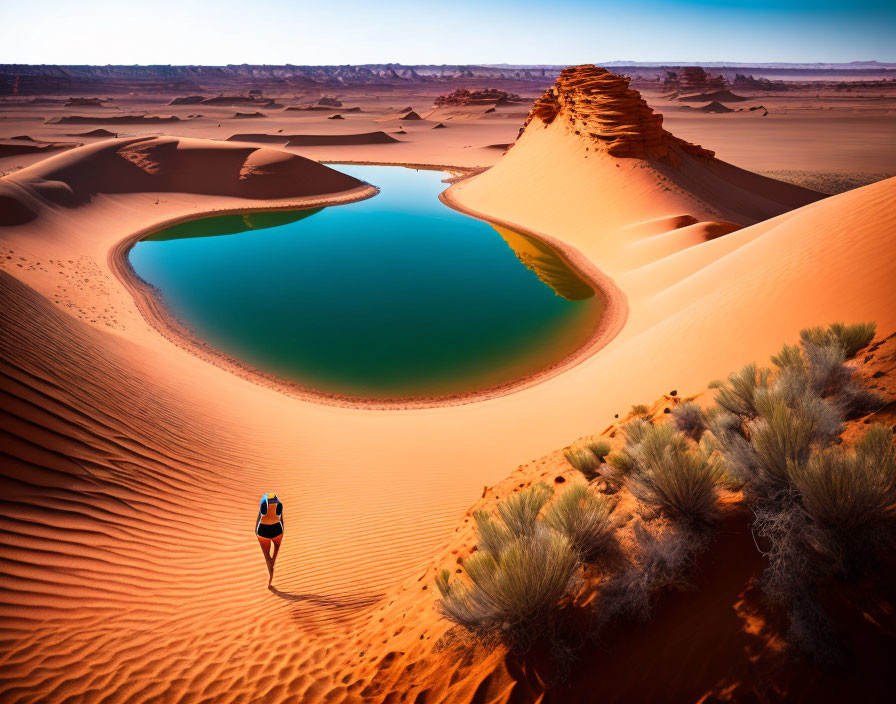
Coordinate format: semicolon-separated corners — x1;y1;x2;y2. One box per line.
257;536;274;584
268;535;283;587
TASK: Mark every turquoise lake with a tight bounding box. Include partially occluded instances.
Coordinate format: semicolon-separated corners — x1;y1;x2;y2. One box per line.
129;165;603;400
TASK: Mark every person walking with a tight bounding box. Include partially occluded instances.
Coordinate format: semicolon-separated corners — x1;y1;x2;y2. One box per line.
256;493;284;588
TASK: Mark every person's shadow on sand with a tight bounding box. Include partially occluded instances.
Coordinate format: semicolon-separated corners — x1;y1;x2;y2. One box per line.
269;586;381;615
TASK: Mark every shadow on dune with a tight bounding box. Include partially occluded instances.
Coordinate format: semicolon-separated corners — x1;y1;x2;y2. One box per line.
270;586;382;614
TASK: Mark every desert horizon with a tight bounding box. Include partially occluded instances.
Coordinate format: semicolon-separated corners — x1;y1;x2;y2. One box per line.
2;1;896;702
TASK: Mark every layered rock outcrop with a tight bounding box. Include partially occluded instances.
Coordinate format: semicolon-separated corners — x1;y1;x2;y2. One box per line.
523;65;714;164
662;66;726;94
433;88;522;106
732;74;789;91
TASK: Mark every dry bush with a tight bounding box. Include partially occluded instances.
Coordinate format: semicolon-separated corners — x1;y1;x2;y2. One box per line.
745;394;823;497
708;321;891;661
564;447;601;480
436;523;579;649
497;482;553;536
771;343;805;370
604;419;653;477
671;401;707;440
545;484;614;561
790;424;896;573
715;363;771;419
800;321;876;359
605;450;637;476
473;510;513;556
585;440;611;462
599;521;708;622
436;484;580;650
627;424;723;527
623;417;652;444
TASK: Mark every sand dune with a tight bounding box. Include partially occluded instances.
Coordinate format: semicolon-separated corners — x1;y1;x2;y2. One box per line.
225;131;401;147
0;141;80;158
168;95;205;105
2;136;369;212
698;100;734;113
376;110;424;122
283;104;333;111
2;64;895;703
285;132;400;147
422;106;497;122
47;114;183;125
447;67;895;381
678;89;749;102
66;128;119;137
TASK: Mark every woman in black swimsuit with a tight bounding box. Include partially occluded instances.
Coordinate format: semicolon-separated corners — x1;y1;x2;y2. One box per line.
256;493;284;587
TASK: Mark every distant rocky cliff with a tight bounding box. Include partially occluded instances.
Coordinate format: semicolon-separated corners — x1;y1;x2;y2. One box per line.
0;64;559;95
3;62;889;96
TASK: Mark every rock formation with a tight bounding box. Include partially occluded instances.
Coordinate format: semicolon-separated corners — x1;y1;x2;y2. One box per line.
732;74;789;91
523;65;714;164
200;94;278;107
168;95;204;105
678;89;748;103
433;88;522;106
63;97;111;107
662;66;726;94
699;101;734;113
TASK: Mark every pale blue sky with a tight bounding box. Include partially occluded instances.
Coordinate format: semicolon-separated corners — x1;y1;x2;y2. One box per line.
1;0;893;64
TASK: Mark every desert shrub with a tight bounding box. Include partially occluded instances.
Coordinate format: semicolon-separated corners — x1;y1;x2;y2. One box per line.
564;447;601;479
436;523;579;647
623;417;652;445
751;425;896;661
585;440;612;463
775;337;880;420
715;363;771;419
832;382;884;419
707;323;892;660
545;484;614;561
599;520;707;621
801;342;849;395
602;419;653;477
630;403;650;416
671;401;707;440
745;394;824;498
437;485;580;649
497;482;554;536
474;510;513;555
830;322;876;358
855;421;896;463
605;451;636;476
626;424;723;527
800;321;876;359
790;424;896;572
771;343;805;370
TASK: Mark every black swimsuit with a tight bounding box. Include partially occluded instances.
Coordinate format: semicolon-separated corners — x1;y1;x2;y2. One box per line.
256;496;283;539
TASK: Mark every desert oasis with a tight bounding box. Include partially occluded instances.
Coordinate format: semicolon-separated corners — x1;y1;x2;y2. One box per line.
1;1;896;702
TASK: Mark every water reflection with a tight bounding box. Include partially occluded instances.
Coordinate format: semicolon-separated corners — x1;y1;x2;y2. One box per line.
492;224;594;301
147;208;323;241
